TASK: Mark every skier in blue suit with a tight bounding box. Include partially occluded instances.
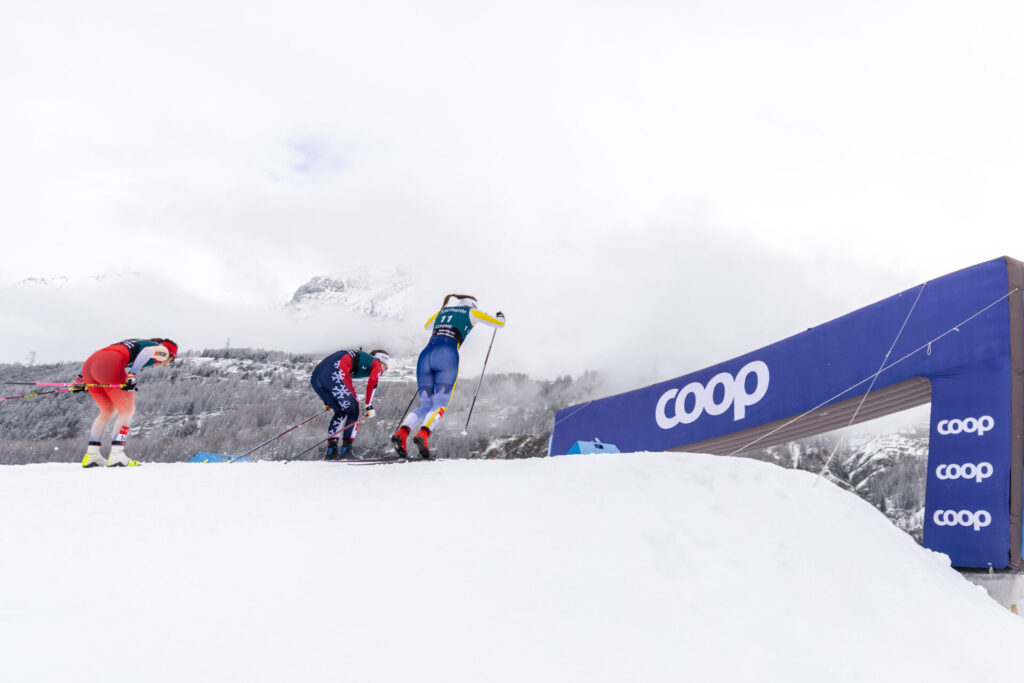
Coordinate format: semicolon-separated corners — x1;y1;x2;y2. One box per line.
391;294;505;459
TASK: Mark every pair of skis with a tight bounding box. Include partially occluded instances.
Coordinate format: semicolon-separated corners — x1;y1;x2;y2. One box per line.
341;456;410;466
331;455;426;466
331;438;434;465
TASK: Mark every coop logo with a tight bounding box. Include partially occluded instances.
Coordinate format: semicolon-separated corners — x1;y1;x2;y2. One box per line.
937;416;994;436
935;462;994;483
655;360;770;429
933;509;992;531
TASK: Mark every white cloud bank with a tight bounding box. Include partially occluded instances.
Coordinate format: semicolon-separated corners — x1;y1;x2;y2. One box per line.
2;0;1022;384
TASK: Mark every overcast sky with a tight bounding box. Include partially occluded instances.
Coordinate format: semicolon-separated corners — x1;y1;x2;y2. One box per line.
2;1;1022;386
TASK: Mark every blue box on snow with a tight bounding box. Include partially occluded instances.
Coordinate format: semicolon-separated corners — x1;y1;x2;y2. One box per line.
564;440;621;455
189;452;250;463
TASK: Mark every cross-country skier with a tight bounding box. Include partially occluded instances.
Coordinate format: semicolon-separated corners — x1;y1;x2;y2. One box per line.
76;338;178;468
310;349;390;460
391;295;505;460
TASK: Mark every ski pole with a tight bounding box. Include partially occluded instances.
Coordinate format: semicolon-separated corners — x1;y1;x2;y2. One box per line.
0;384;124;401
392;388;419;434
0;382;123;387
461;324;500;435
0;388;65;402
284;416;362;464
228;408;329;463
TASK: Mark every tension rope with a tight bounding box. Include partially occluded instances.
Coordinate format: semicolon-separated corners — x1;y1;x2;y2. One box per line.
725;285;1020;458
816;282;928;482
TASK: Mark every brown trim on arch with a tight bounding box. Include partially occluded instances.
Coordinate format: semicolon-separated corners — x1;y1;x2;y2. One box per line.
670;377;933;456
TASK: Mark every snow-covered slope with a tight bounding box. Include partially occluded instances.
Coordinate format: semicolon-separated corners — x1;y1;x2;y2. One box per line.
2;452;1021;683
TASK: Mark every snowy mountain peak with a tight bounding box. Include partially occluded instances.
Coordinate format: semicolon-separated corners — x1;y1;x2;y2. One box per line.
18;276;70;287
286;268;413;319
16;272;141;288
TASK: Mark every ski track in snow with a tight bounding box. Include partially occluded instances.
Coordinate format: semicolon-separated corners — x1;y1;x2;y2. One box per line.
1;452;1022;682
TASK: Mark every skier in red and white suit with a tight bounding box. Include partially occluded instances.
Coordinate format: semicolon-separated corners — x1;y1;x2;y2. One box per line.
76;338;178;468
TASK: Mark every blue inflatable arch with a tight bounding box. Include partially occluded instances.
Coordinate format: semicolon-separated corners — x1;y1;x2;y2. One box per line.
551;257;1024;569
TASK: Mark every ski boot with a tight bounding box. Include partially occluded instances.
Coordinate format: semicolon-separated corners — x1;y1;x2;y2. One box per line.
391;426;410;459
324;438;342;461
340;439;356;459
107;443;141;467
81;442;107;468
413;427;432;460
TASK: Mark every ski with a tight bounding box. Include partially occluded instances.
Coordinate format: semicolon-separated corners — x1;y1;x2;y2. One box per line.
316;456;404;465
342;457;424;466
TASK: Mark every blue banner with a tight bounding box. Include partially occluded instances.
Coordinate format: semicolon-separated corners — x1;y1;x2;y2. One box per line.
551;258;1019;568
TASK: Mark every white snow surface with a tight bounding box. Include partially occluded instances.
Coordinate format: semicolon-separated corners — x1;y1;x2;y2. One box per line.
2;452;1022;682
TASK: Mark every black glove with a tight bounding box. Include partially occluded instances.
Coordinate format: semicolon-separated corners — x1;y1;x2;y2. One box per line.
122;373;138;392
365;405;376;419
496;311;505;321
68;375;87;392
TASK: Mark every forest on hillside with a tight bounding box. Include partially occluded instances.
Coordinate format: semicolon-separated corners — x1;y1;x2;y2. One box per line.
0;348;599;464
0;347;929;540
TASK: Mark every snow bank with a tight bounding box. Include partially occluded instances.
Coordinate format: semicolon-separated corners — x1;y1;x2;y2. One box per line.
1;453;1021;682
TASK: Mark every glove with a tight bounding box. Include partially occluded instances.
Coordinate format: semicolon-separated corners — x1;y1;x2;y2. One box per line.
365;405;376;419
324;404;333;412
496;311;505;322
122;373;138;392
68;375;87;392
